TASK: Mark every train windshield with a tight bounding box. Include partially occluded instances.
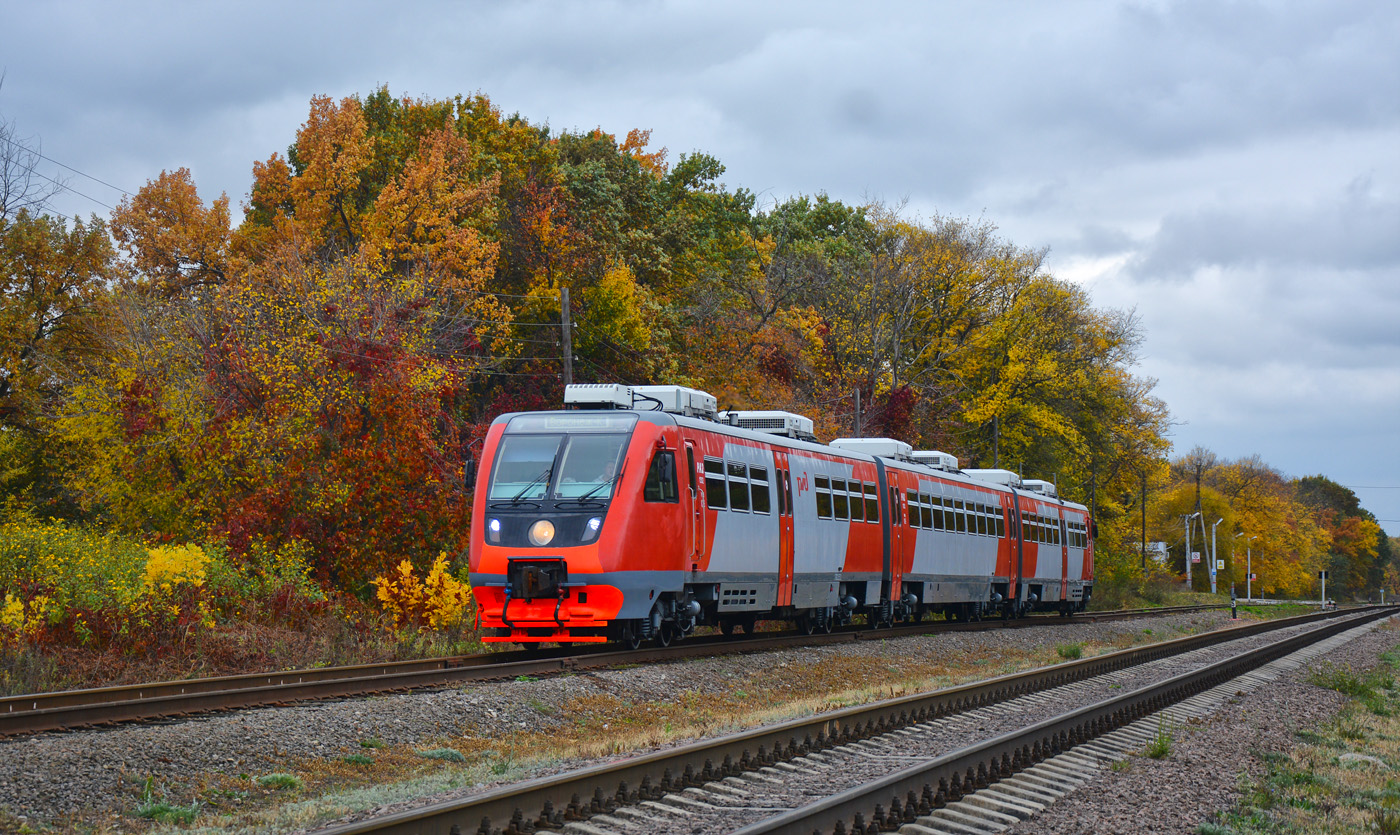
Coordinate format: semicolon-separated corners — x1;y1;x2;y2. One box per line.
488;413;637;503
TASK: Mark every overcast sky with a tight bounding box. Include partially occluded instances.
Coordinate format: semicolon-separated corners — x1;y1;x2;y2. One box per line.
4;1;1398;534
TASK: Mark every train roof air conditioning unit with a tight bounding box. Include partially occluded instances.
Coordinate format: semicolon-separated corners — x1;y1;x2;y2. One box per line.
829;438;914;461
720;410;817;442
564;383;633;410
1021;479;1057;498
631;385;718;419
912;450;961;472
962;468;1021;487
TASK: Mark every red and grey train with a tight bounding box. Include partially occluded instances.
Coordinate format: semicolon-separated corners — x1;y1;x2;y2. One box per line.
468;384;1094;647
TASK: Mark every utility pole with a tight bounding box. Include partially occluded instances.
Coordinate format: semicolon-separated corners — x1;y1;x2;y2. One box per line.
1184;511;1201;589
1140;472;1147;570
1210;518;1222;595
560;286;573;388
854;389;862;437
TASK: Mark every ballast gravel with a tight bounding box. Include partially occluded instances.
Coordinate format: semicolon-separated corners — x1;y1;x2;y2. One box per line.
0;609;1357;831
1007;622;1400;835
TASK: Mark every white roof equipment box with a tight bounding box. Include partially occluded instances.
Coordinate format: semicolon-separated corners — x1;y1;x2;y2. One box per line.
962;468;1021;488
1021;479;1057;498
829;437;913;461
721;410;817;442
631;385;718;419
912;450;960;472
564;383;633;410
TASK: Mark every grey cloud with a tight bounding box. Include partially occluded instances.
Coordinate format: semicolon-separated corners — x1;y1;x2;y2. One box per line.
1128;178;1400;279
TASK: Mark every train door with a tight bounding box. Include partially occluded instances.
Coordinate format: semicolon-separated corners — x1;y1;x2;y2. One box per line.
774;451;795;605
684;441;704;569
1059;512;1069;603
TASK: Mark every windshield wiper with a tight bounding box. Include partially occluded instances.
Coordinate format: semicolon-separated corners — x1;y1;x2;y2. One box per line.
563;472;619;504
509;466;553;504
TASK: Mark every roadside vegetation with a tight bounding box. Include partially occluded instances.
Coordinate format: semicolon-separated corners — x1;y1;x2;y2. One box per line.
1209;647;1400;834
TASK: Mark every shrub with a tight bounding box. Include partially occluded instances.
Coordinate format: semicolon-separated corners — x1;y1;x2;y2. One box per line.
1056;643;1083;660
373;553;472;631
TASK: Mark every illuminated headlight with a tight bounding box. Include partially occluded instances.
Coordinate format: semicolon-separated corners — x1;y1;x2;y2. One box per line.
581;516;603;543
487;518;502;543
528;519;556;546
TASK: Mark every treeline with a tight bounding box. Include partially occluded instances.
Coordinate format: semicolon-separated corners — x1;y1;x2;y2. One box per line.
1;88;1384;597
1142;448;1397;600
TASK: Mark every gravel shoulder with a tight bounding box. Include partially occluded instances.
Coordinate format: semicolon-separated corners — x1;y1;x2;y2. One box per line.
0;609;1316;832
1007;619;1400;835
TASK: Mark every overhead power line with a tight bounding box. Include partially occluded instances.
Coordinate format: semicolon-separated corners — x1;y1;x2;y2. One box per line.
0;133;132;196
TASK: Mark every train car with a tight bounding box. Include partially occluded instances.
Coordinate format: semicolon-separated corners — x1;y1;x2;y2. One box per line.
467;384;1093;646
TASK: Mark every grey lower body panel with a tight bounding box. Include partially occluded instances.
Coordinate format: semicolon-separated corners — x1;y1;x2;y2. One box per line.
899;574;993;604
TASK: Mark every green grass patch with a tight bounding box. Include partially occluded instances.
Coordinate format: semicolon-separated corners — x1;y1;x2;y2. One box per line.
417;748;466;763
255;773;302;790
342;753;374;765
1144;718;1173;759
1055;642;1083;660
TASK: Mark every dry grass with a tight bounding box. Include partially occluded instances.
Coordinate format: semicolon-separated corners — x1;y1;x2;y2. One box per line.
1217;636;1400;834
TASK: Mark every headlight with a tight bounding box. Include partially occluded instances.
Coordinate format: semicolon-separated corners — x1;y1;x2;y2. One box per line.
581;516;603;543
487;518;502;543
528;519;556;546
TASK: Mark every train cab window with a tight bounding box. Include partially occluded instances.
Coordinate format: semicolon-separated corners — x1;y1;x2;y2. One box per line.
865;484;879;522
849;481;864;522
728;462;750;512
750;466;771;514
816;476;833;519
832;479;849;520
704;458;727;509
643;450;679;503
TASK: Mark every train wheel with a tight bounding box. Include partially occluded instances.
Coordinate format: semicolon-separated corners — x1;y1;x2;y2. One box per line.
656;623;675;647
719;618;735;636
797;612;816;635
739;614;758;635
622;626;643;651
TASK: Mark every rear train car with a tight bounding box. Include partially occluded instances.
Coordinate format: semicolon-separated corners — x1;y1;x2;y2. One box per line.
467;384;1093;646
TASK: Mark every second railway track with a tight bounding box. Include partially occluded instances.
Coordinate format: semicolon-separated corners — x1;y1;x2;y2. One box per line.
307;604;1395;835
0;604;1222;737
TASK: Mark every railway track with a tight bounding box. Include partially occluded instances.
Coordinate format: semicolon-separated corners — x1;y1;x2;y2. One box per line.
0;604;1223;737
303;604;1394;835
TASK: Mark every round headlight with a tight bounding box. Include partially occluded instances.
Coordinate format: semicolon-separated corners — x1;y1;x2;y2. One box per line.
528;519;556;546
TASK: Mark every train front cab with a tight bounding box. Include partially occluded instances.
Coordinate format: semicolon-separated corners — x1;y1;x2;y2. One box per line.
469;411;691;644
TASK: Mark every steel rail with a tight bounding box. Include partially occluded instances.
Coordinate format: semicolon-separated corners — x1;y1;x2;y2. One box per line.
305;605;1387;835
0;604;1224;737
732;605;1399;835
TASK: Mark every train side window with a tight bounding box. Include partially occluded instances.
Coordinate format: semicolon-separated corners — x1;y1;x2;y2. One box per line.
816;476;833;519
782;470;793;516
888;486;900;525
686;447;697;494
949;500;962;533
929;496;941;530
906;490;918;527
995;510;1005;539
864;484;879;522
976;507;988;536
728;462;750;512
750;466;771;514
849;481;864;522
643;450;679;503
832;478;849;520
704;458;727;510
